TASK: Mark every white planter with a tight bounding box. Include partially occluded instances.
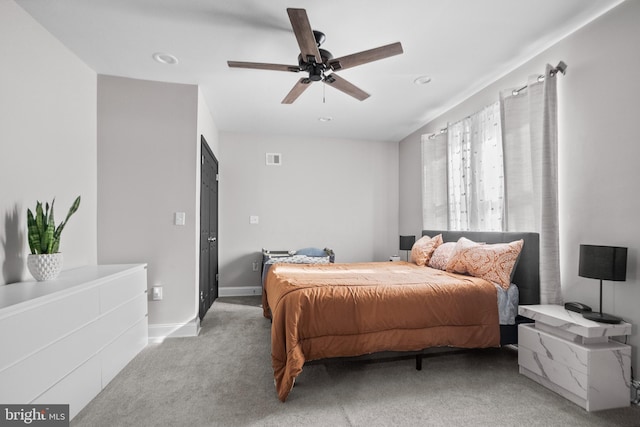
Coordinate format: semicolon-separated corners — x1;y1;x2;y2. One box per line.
27;253;63;281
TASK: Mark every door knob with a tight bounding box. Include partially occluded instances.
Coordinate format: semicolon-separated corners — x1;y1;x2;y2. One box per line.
208;237;217;242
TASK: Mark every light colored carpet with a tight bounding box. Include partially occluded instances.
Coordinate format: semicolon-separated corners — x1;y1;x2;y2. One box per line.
71;297;640;427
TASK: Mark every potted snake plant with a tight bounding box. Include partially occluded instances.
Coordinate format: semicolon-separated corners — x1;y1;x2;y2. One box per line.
26;196;81;281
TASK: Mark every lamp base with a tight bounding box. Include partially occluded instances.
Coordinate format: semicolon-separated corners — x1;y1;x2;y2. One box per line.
582;311;622;324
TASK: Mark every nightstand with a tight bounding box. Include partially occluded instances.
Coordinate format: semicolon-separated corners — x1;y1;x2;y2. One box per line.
518;304;632;411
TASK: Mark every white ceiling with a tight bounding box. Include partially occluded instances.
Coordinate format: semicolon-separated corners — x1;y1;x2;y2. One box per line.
16;0;622;142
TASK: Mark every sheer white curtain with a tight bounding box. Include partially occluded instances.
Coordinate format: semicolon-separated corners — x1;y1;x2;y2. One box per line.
447;102;503;231
421;133;448;230
500;64;561;304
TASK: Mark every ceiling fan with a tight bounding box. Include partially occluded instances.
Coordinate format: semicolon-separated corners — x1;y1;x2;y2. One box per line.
227;8;403;104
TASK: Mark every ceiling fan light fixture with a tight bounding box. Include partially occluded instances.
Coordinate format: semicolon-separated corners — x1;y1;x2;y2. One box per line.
152;52;179;65
313;30;326;47
309;65;324;81
414;75;432;85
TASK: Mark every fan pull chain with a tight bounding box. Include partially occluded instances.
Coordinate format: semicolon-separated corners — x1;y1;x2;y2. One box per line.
323;82;326;104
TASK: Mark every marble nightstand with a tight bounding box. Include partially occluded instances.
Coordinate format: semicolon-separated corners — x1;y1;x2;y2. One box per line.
518;304;632;411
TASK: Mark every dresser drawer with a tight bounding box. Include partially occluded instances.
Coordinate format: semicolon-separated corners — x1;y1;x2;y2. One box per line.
101;317;148;386
32;355;102;420
0;287;100;372
96;293;148;346
99;268;147;314
0;314;102;403
519;324;588;374
518;345;588;399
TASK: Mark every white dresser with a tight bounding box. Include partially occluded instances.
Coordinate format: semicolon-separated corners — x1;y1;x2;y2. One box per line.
0;264;148;419
518;304;631;411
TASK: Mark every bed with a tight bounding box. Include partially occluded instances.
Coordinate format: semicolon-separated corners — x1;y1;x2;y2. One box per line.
262;230;540;401
261;247;335;288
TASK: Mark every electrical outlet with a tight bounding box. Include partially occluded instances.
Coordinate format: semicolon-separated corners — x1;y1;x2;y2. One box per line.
252;262;259;272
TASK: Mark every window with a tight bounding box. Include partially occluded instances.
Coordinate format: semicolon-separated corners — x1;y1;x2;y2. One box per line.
422;102;503;231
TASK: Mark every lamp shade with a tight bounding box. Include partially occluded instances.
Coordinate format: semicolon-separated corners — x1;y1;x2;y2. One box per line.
399;235;416;251
579;245;627;281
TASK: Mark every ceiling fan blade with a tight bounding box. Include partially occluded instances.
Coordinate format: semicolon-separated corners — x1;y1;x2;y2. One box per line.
287;8;322;64
324;74;370;101
282;78;313;104
227;61;300;73
328;42;403;71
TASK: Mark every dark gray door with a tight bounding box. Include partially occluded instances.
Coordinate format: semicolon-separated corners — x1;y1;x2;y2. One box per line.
199;136;219;320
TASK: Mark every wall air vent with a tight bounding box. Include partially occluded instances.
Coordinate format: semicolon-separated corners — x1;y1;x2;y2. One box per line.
266;153;282;166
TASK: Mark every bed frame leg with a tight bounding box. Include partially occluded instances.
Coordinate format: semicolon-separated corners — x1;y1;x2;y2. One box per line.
415;354;422;371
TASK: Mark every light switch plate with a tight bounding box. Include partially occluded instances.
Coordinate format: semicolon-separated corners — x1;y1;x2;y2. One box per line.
175;212;186;226
250;215;259;224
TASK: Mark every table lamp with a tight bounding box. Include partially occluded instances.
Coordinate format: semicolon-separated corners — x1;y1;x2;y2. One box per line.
399;235;415;262
578;244;627;324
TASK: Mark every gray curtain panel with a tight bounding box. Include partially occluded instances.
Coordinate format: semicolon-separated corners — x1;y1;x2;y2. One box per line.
500;64;561;304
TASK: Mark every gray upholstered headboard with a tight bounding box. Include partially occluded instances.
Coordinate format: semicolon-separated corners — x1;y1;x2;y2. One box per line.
422;230;540;306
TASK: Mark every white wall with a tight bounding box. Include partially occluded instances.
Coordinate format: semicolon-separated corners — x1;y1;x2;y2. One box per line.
219;132;399;289
97;76;218;333
399;0;640;373
0;0;97;285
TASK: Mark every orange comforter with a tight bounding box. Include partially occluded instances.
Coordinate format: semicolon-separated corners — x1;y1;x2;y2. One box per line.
262;261;500;401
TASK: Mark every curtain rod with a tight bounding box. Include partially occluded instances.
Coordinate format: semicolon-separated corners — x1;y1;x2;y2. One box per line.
511;60;567;96
426;128;448;140
425;61;567;140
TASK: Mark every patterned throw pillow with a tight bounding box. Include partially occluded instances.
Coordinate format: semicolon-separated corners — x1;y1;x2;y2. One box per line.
428;242;456;270
448;239;524;289
445;237;482;274
410;234;443;266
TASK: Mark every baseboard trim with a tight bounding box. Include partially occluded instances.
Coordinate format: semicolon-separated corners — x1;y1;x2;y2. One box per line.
218;286;262;297
148;317;201;343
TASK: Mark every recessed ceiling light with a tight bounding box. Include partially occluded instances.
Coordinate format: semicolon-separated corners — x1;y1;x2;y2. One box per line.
413;76;432;85
152;52;179;65
318;116;332;122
